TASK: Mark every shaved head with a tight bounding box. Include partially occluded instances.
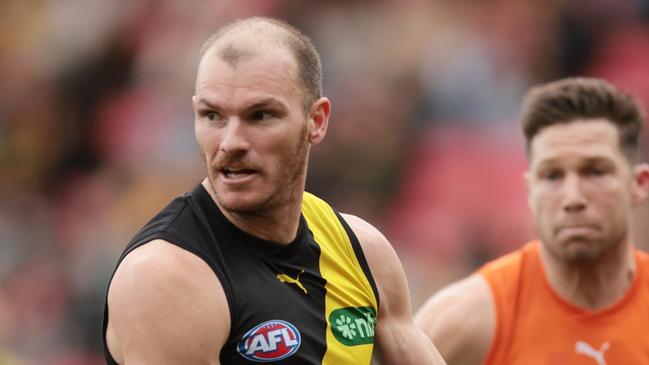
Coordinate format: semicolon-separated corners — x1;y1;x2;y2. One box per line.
218;44;256;68
197;17;323;111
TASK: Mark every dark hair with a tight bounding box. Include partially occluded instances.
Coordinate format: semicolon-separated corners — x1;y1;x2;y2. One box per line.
522;77;645;160
199;17;323;111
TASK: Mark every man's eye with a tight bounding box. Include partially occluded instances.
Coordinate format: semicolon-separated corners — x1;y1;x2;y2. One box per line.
251;111;273;121
543;170;563;181
206;111;221;121
585;167;606;177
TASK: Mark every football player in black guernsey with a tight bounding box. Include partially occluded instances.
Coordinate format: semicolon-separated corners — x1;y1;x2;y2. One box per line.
102;16;446;365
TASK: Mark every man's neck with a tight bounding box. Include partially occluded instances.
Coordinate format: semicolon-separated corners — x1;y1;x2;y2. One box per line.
223;205;302;244
539;241;636;310
203;180;302;245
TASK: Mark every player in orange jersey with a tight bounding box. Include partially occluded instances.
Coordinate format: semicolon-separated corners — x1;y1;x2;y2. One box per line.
415;77;649;365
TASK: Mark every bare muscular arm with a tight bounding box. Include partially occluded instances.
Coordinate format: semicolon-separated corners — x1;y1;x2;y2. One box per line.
341;214;447;365
415;274;495;365
106;240;230;365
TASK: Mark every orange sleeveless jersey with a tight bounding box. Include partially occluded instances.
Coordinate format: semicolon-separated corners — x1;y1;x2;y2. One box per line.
478;241;649;365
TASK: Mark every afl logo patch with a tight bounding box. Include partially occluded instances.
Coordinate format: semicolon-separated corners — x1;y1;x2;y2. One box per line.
237;319;301;362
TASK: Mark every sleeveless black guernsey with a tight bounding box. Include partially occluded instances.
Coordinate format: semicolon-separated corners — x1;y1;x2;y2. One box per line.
102;184;380;364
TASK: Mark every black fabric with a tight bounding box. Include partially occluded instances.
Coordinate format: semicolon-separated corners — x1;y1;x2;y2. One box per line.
102;184;330;364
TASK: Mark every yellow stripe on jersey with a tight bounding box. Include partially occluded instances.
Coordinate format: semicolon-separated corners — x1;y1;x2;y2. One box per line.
301;192;378;365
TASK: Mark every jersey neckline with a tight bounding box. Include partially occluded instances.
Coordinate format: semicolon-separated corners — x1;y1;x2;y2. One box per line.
192;183;309;261
532;241;644;318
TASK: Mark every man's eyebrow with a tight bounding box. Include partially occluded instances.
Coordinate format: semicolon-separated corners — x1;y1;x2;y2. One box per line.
535;156;616;169
534;157;559;169
245;98;287;111
583;156;614;164
196;98;220;110
195;97;289;114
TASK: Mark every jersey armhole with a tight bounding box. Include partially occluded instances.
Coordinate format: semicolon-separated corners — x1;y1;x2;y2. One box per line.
102;232;235;365
156;232;235;306
478;247;529;365
478;272;502;365
334;211;381;310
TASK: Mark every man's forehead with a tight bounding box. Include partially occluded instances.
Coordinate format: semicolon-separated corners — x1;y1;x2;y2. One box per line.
197;45;297;87
532;120;618;149
203;20;292;65
195;47;301;103
218;44;256;68
195;21;304;99
529;121;625;166
530;119;621;156
199;33;295;74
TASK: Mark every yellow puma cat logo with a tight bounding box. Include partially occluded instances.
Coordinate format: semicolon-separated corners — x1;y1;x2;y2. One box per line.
276;270;307;294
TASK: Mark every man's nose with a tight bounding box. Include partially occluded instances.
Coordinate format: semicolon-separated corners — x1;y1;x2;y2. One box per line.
219;119;250;155
562;174;587;212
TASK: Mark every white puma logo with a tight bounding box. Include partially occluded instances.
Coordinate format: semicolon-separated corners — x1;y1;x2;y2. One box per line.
575;340;610;365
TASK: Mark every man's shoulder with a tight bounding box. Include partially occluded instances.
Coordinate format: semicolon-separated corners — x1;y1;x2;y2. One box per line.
478;241;537;280
636;248;649;264
339;213;387;249
110;240;224;301
132;190;198;241
338;213;398;286
635;249;649;283
416;274;493;332
126;238;204;263
121;186;211;260
106;240;230;363
415;274;494;365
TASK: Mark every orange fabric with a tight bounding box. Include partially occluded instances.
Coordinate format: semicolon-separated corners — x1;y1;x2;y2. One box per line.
479;241;649;365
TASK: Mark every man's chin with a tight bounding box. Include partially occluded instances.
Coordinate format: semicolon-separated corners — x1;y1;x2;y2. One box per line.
207;180;260;209
558;238;604;264
216;196;267;215
564;248;599;264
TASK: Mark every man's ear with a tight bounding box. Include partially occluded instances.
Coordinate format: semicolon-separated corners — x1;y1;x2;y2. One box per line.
306;97;331;145
191;96;200;123
632;163;649;206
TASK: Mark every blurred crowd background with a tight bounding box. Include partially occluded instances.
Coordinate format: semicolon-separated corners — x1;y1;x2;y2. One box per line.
1;0;649;363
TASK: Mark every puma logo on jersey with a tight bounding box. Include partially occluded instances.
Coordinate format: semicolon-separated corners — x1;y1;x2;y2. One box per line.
575;340;609;365
277;270;307;294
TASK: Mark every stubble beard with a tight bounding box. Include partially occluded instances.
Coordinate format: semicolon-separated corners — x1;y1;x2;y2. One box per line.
545;225;628;266
203;123;310;217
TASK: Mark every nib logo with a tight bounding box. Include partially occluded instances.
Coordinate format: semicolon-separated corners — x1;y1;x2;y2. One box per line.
330;306;376;346
335;315;357;340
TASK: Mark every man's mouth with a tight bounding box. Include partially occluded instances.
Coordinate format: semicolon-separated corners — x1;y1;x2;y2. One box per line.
220;168;256;180
556;223;599;236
